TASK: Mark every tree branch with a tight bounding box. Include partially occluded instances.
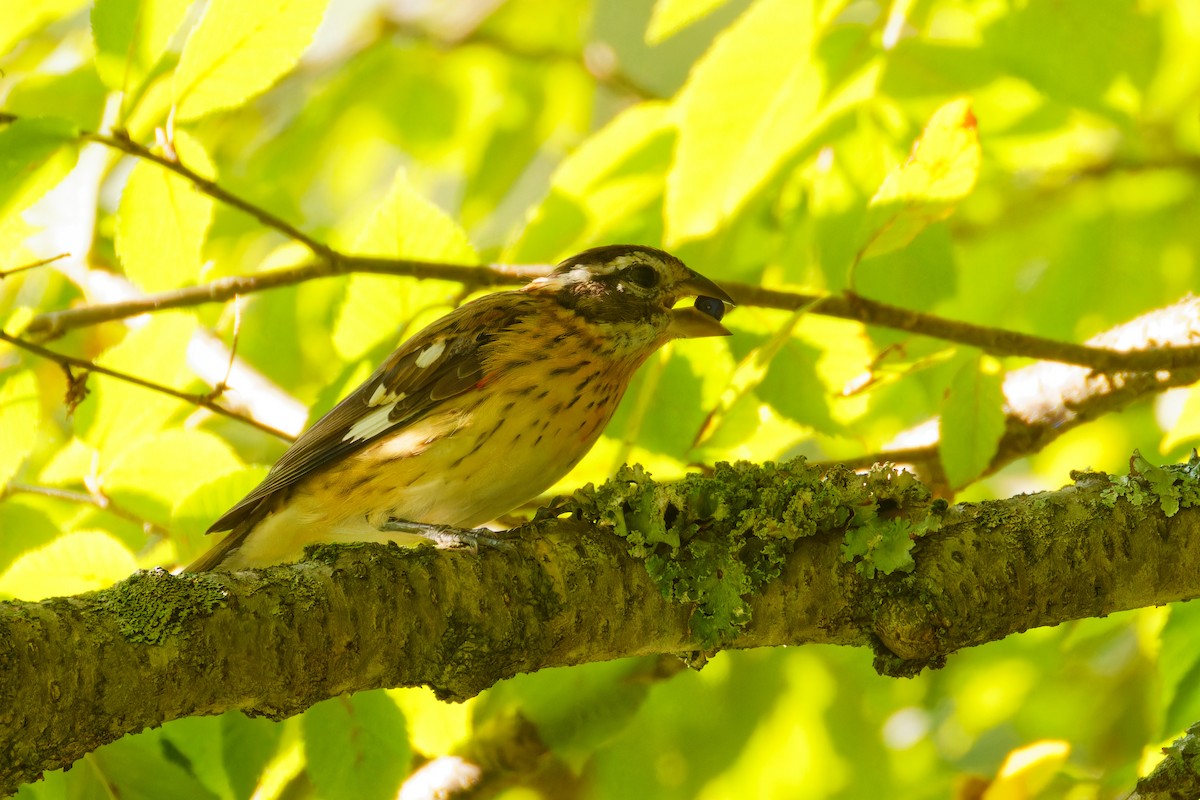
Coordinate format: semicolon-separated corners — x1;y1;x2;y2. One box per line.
821;295;1200;489
0;330;296;442
4;458;1199;793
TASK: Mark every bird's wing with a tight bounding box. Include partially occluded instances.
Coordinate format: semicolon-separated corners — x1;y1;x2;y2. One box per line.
207;292;530;533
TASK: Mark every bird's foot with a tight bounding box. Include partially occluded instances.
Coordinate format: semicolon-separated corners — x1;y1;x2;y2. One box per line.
378;518;514;553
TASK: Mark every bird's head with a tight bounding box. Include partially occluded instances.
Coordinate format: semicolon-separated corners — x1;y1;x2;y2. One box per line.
524;245;734;343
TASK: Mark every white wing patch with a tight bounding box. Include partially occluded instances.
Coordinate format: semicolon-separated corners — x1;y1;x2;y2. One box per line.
345;397;404;443
367;384;405;407
415;338;447;369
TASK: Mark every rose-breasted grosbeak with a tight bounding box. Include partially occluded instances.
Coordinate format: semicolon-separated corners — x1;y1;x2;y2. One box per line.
186;245;732;571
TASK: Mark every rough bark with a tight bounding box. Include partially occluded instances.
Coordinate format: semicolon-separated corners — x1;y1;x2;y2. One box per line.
2;462;1200;794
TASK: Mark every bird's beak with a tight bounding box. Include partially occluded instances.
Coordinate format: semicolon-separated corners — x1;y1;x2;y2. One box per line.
669;269;735;339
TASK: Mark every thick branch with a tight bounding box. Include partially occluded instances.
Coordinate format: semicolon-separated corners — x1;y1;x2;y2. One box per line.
3;464;1199;793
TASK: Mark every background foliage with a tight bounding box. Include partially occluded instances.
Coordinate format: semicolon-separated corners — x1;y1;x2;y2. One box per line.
2;0;1199;797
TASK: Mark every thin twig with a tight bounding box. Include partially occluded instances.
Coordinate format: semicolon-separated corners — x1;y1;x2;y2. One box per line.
0;253;69;280
25;257;543;338
79;128;336;260
2;482;170;537
0;331;295;442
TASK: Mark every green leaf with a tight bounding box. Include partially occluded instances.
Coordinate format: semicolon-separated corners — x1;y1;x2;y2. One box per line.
0;116;79;224
303;692;410;800
646;0;732;44
984;0;1160;116
0;369;40;486
75;313;198;460
0;530;137;600
172;0;331;120
2;67;109;130
102;429;244;524
857;98;980;261
0;499;59;574
75;726;220;800
0;0;90;55
939;352;1006;489
1162;382;1200;452
332;171;475;360
507;101;675;262
173;465;269;561
666;0;880;243
477;660;653;758
116;130;216;292
222;713;284;800
92;0;192;92
1160;602;1200;736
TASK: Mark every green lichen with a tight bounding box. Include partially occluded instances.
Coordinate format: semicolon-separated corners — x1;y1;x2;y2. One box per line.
1099;450;1200;518
547;458;939;647
106;567;227;644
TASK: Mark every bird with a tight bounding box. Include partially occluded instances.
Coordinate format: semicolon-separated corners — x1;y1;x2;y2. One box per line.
185;244;733;571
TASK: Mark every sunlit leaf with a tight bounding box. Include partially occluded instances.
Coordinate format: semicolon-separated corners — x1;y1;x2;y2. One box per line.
116;130;216;292
75;313;198;460
0;370;40;487
303;692;410;800
0;116;79;225
646;0;732;44
940;352;1006;489
0;0;90;55
1162;383;1200;452
332;170;475;360
92;0;192;92
666;0;880;243
858;98;980;261
1159;602;1200;736
102;428;244;523
0;530;136;600
984;740;1071;800
508;101;674;262
172;0;330;120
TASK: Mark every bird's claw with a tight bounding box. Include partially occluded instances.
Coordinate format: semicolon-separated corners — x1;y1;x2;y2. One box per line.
379;518;515;552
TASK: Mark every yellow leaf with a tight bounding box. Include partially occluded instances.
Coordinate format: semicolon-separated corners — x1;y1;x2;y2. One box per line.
859;98;981;261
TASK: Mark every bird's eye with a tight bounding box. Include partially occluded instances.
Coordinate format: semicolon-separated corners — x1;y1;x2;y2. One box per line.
624;264;659;289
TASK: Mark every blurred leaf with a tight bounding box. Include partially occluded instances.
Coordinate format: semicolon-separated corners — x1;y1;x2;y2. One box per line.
161;716;234;800
858;98;980;262
172;0;330;120
2;67;109;130
982;739;1070;800
0;116;79;225
0;530;136;600
646;0;732;44
75;313;198;460
984;0;1159;116
332;170;474;360
1159;601;1200;737
0;369;40;486
0;0;90;55
940;352;1006;489
173;465;269;539
92;0;192;92
76;726;219;800
667;0;880;242
508;101;674;261
102;428;244;524
0;499;59;573
222;713;284;800
116;129;216;292
477;660;652;759
303;692;410;800
1162;383;1200;452
855;224;957;316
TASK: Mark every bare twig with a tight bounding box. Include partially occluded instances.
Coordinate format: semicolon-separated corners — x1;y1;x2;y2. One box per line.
817;296;1200;488
0;253;69;280
2;482;170;537
0;331;296;442
25;257;543;338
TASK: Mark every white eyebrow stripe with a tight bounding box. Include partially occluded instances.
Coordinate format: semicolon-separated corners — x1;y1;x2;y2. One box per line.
415;339;446;369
